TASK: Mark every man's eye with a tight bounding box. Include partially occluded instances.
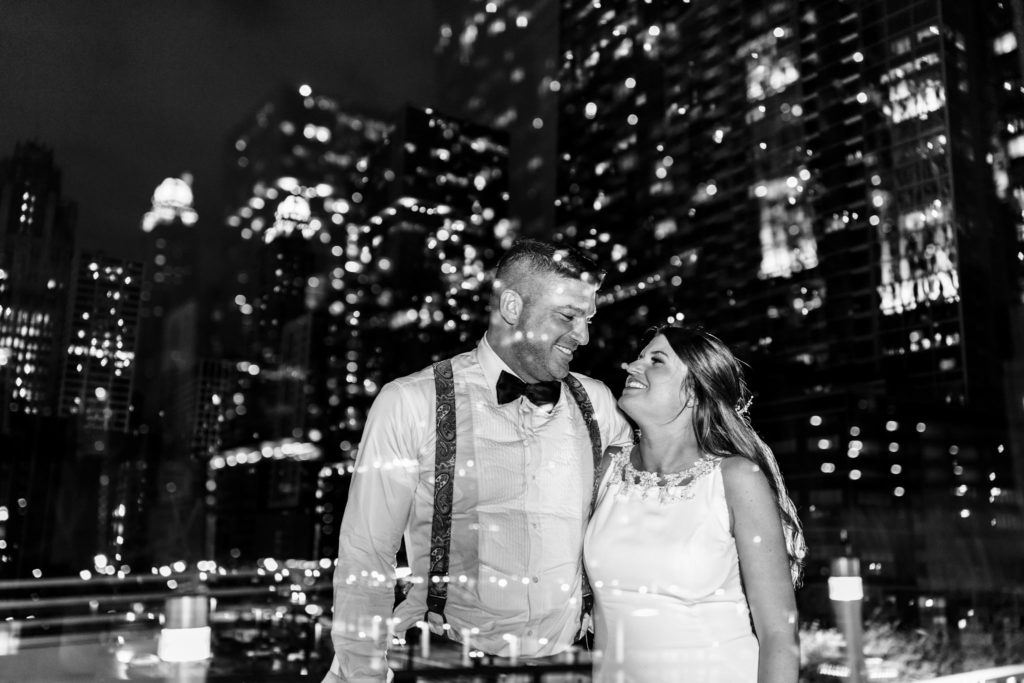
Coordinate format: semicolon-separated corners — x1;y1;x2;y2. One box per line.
560;313;574;322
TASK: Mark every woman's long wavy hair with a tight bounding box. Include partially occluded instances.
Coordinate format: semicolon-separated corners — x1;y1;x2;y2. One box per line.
651;324;807;587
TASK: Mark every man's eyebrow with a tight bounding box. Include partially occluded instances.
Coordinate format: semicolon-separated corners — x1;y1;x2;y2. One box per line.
558;305;589;314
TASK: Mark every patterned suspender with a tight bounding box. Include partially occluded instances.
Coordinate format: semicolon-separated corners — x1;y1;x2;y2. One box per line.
424;362;603;632
425;360;458;627
562;374;604;632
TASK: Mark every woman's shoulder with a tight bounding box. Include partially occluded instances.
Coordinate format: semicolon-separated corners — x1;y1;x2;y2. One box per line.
719;454;767;479
719;456;776;508
718;453;757;471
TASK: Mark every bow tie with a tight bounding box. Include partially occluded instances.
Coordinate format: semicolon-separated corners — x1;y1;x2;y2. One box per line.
496;370;562;406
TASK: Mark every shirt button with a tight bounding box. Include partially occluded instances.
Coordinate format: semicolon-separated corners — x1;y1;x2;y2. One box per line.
532;576;539;583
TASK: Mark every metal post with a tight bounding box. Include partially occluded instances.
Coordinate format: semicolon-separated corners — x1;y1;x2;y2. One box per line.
829;557;866;683
158;593;211;662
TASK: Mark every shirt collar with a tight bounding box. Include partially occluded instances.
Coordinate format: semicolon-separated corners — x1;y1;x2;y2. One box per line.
477;336;563;411
478;335;519;401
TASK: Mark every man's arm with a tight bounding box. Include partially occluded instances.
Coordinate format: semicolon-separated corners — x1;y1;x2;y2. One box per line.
586;378;634;450
323;381;422;683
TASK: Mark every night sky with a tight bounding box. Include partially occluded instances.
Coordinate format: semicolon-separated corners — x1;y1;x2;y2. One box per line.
0;1;439;260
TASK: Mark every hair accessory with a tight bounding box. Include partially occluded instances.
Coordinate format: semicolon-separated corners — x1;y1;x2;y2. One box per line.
735;395;753;417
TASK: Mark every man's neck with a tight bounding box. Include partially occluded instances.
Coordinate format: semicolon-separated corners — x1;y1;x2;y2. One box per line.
484;328;526;380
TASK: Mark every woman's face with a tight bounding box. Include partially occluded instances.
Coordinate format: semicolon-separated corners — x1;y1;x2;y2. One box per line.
618;334;693;424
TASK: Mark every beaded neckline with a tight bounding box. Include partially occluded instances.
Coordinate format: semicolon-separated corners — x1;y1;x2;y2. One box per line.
610;444;721;503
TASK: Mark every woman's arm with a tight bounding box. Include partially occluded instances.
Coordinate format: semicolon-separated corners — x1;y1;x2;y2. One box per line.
721;457;800;683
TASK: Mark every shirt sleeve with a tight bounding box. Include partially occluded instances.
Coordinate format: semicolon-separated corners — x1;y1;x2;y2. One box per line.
325;380;423;682
589;380;634;451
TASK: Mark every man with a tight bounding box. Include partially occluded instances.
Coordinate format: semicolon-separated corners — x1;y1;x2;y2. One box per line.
322;239;633;682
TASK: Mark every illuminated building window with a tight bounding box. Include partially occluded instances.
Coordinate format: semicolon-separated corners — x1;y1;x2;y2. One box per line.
880;52;945;124
891;36;912;56
877;203;959;315
994;31;1017;56
739;30;799;102
751;172;818;279
1008;135;1024;159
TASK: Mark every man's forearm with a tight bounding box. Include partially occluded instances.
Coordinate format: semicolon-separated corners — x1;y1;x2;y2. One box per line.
326;571;397;682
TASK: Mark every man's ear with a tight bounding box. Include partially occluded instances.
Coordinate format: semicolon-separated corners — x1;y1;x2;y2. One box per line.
498;288;523;325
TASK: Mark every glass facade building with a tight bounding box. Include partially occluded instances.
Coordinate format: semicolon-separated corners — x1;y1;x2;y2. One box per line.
58;252;142;434
361;105;509;379
215;93;508;563
314;104;509;560
556;0;1024;621
0;142;76;421
435;0;560;235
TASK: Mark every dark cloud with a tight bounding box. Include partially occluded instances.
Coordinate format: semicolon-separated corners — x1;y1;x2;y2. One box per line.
0;1;438;258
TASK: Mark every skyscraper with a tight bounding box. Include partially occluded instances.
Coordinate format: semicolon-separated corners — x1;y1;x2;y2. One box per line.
134;174;202;460
435;0;559;235
138;175;200;357
0;142;76;422
59;252;142;434
556;0;1024;620
0;142;78;577
213;93;510;563
361;105;509;378
309;104;510;561
209;87;394;562
222;85;390;447
0;144;146;576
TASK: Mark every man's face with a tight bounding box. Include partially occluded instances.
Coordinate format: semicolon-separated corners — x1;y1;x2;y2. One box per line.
508;274;598;382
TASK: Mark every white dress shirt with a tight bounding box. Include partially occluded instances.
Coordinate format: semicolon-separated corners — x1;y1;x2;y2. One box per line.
324;337;633;682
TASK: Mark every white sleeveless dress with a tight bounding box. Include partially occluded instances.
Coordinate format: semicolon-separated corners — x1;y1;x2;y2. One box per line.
583;448;759;683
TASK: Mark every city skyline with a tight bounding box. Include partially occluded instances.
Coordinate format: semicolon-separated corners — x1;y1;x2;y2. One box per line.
2;1;1024;678
3;0;1023;590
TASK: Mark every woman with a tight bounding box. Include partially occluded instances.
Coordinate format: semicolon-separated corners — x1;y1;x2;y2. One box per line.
584;325;806;683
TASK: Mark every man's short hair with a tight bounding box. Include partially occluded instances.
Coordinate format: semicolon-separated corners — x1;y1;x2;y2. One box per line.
493;239;603;301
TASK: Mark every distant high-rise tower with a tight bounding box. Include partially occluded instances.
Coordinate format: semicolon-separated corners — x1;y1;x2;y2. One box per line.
140;175;200;312
306;104;510;561
57;251;144;570
58;252;142;433
435;0;558;236
0;142;75;578
212;96;510;563
136;174;201;397
556;0;1024;617
0;143;147;578
133;174;206;567
207;87;396;563
0;142;76;422
362;104;510;378
222;85;390;442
